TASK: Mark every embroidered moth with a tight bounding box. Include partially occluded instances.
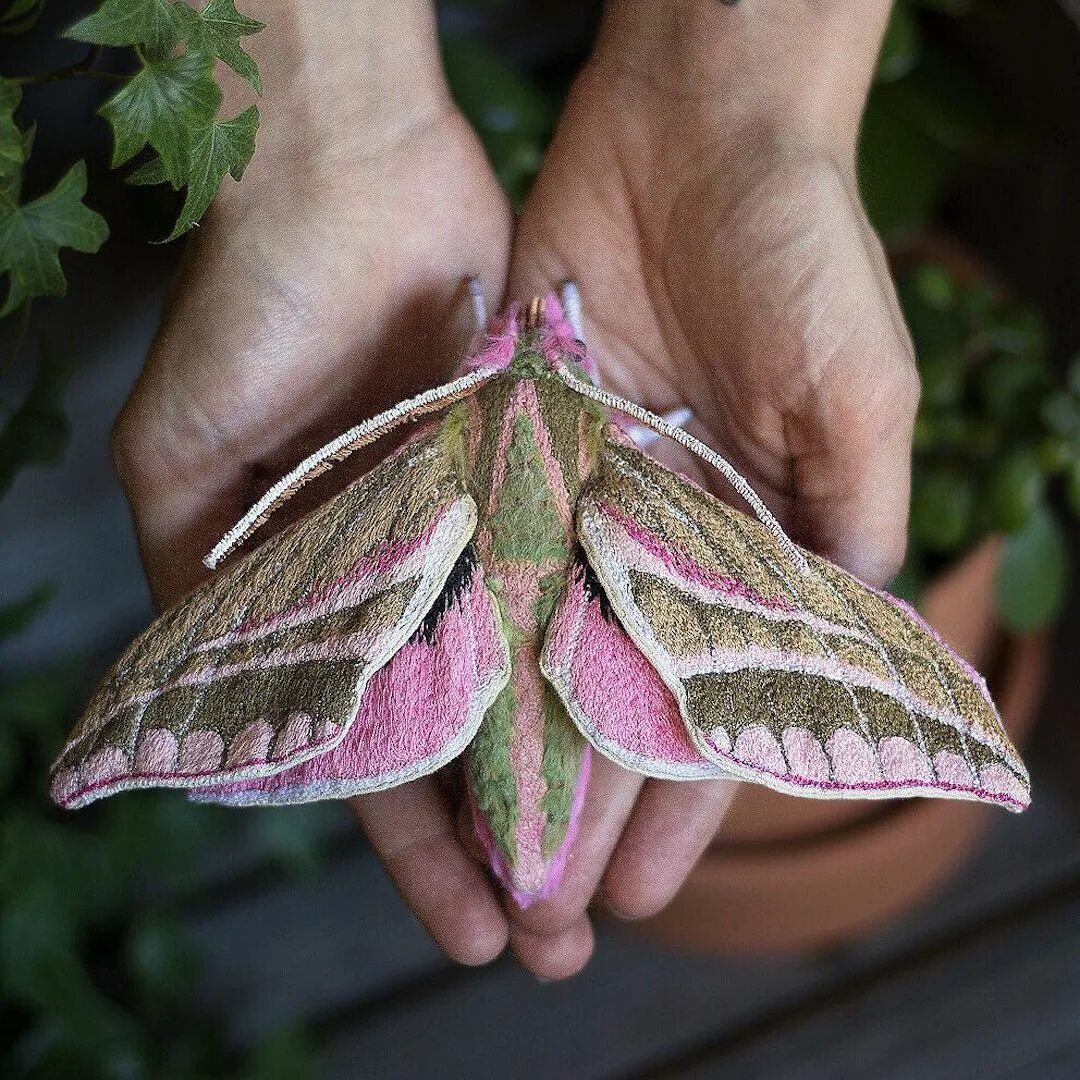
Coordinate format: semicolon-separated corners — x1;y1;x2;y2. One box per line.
50;287;1030;907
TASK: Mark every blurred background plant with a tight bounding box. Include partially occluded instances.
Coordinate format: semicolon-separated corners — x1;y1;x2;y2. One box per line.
1;0;1077;1076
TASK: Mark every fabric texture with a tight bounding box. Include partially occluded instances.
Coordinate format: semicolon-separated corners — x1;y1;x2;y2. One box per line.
51;292;1030;916
50;428;480;808
574;440;1029;811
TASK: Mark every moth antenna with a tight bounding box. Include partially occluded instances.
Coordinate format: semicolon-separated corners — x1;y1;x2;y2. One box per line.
627;406;694;448
558;281;585;341
204;367;500;570
554;366;811;575
466;277;488;333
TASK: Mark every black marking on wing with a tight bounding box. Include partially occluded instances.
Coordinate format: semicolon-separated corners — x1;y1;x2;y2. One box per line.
412;543;478;645
577;547;615;624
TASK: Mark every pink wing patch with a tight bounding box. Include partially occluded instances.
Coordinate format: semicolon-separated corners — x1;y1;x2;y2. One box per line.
541;560;728;781
195;548;510;805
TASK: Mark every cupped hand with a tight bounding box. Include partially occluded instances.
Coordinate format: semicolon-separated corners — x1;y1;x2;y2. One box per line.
112;1;525;973
504;1;919;972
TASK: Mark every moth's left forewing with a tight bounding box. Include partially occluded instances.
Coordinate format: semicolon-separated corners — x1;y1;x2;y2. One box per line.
576;440;1030;812
50;427;486;808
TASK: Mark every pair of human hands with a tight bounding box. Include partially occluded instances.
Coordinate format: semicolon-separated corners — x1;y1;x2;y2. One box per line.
112;0;918;979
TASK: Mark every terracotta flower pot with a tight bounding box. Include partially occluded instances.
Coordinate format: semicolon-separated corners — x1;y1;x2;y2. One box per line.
636;539;1047;954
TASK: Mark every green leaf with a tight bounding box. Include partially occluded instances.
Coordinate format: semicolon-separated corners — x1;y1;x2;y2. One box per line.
996;506;1068;631
164;105;258;239
0;0;43;34
99;51;221;187
241;1029;319;1080
126;915;201;1008
1041;390;1080;439
442;35;555;205
980;353;1045;422
877;2;920;83
910;467;972;553
1066;459;1080;519
174;0;264;92
125;153;170;186
66;0;180;58
0;79;24;179
0;344;70;496
987;450;1044;533
0;161;109;316
913;263;957;311
859;83;956;241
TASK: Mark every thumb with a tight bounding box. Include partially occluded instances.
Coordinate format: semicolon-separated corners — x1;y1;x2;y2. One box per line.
786;351;921;588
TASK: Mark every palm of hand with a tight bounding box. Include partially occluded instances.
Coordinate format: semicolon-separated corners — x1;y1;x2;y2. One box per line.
512;68;918;586
119;105;510;603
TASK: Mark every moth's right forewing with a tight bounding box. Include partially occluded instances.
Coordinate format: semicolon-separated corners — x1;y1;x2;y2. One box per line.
51;426;478;808
577;441;1030;812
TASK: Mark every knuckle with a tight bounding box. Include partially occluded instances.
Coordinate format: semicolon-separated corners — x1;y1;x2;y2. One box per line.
109;398;149;491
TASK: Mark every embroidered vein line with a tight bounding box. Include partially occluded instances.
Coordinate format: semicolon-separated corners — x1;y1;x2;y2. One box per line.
205;366;500;569
555;364;811;574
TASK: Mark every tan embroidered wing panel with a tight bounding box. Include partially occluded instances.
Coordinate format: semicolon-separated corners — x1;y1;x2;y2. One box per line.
51;429;477;808
577;441;1030;811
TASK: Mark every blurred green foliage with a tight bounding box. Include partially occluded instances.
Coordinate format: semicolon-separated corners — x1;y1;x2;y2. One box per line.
899;261;1078;628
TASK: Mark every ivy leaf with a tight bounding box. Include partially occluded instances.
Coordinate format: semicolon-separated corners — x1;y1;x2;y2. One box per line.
99;51;221;187
66;0;180;58
0;344;70;495
0;0;43;35
0;161;109;316
165;105;257;238
174;0;264;92
0;79;23;179
125;154;170;187
996;506;1068;631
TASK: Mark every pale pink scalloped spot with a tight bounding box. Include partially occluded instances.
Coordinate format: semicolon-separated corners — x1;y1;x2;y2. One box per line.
84;746;128;786
178;730;224;773
271;712;313;760
51;767;78;804
708;724;733;754
134;729;178;774
733;724;787;773
314;718;339;743
827;728;882;782
934;749;975;786
979;763;1028;803
782;727;831;780
878;735;934;782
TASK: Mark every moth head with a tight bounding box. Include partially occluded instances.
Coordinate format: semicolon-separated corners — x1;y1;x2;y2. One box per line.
508;293;596;383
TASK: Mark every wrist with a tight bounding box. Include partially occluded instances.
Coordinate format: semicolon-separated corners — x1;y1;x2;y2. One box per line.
226;0;452;139
593;0;893;159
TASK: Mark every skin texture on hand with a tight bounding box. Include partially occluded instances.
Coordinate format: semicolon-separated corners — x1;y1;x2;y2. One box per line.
111;0;917;981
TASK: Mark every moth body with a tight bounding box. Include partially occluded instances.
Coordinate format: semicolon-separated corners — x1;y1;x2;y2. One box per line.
49;291;1031;915
458;346;606;902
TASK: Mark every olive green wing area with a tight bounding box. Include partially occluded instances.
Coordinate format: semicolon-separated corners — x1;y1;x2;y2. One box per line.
51;429;478;808
576;441;1030;811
